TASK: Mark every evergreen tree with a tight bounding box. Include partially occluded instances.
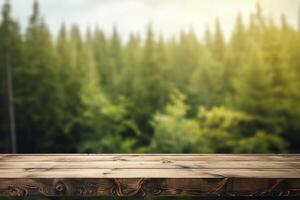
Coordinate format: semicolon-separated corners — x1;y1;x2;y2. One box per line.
204;25;213;49
16;0;68;152
230;13;247;58
122;33;141;97
104;26;124;95
55;23;84;149
224;13;248;98
212;18;225;61
69;24;84;71
0;0;22;152
91;27;109;88
189;47;223;107
232;41;275;131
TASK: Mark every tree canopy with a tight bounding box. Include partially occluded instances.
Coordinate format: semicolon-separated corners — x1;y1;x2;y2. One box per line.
0;0;299;153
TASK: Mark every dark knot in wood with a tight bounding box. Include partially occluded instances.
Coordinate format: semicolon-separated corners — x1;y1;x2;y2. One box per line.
55;181;66;195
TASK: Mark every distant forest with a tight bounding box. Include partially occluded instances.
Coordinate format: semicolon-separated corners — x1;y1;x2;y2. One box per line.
1;0;300;153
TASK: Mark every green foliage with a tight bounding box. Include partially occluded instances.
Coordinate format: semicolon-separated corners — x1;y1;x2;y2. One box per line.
150;91;210;153
233;41;274;117
150;92;287;154
197;106;252;153
0;0;23;151
235;131;287;153
0;1;299;153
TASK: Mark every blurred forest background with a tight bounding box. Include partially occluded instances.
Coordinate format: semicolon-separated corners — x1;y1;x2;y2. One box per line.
1;0;300;154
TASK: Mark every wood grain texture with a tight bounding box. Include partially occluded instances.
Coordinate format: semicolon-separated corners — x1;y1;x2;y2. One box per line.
2;160;300;169
1;178;300;197
1;154;300;161
0;168;300;178
0;154;299;197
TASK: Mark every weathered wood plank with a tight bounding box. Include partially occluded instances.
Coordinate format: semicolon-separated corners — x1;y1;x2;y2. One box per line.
0;161;299;169
0;154;299;197
0;168;299;178
1;154;300;162
0;178;300;197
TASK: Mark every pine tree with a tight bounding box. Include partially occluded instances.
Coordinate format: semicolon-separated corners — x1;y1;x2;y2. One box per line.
233;41;274;122
224;13;248;98
122;33;141;97
141;24;169;110
110;25;123;71
204;25;212;49
55;23;85;146
91;27;109;88
212;18;225;61
189;46;223;107
231;13;247;56
69;24;83;70
0;0;22;152
56;23;71;68
16;0;70;152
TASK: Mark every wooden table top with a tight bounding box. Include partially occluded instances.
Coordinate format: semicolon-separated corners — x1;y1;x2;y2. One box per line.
0;154;299;197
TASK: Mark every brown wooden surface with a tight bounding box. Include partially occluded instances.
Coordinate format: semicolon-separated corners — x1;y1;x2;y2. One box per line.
0;154;299;197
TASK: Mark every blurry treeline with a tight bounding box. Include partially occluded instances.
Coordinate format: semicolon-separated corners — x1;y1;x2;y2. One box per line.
1;0;300;153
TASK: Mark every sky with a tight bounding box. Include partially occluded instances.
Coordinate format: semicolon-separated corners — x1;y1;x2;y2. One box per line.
0;0;299;41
